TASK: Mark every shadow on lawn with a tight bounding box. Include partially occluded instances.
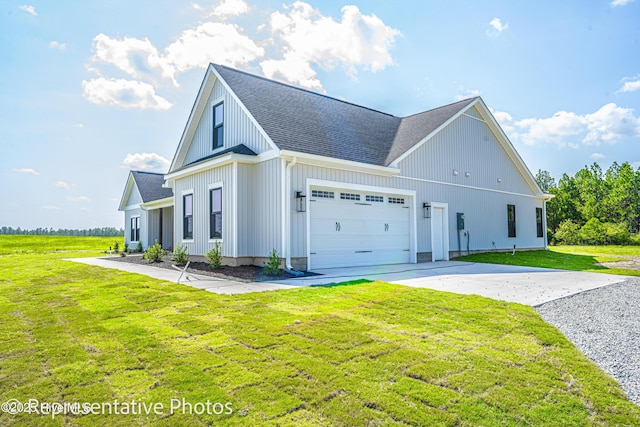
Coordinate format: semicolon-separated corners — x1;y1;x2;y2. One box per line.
456;250;611;273
311;279;373;288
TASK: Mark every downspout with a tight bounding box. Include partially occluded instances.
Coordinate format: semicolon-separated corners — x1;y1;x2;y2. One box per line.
543;198;549;250
285;157;298;270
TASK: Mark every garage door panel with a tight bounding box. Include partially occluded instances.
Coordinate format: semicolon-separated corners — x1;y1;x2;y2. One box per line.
309;187;412;269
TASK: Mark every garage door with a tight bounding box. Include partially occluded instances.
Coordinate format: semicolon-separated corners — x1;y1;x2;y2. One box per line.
309;188;411;269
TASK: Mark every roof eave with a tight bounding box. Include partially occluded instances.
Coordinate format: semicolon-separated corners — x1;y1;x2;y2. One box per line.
280;150;401;177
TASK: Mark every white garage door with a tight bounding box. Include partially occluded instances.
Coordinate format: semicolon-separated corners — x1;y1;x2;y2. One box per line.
309;188;411;269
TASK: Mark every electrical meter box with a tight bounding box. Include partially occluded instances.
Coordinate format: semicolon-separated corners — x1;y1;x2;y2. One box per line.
456;213;465;230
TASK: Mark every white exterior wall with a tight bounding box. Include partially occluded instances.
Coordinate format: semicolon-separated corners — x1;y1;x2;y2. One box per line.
147;207;174;250
183;79;273;166
173;164;235;256
124;207;147;250
287;109;544;260
250;158;282;257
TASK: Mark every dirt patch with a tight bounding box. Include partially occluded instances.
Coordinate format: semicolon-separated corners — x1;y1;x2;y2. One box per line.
109;254;317;282
597;256;640;271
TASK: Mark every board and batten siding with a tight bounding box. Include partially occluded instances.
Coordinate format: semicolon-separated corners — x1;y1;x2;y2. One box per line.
250;158;283;257
147;207;174;250
183;78;273;166
173;164;235;256
398;106;533;196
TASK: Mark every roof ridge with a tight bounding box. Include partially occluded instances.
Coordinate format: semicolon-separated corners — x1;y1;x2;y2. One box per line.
401;97;477;120
213;63;397;118
131;170;165;176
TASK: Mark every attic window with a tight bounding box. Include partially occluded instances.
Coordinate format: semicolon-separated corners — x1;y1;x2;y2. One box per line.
213;102;224;149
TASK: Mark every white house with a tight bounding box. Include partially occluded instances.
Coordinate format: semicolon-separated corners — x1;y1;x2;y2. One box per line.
121;63;550;270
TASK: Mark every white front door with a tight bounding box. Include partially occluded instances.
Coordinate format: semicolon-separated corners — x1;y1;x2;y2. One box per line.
430;203;449;261
309;188;411;269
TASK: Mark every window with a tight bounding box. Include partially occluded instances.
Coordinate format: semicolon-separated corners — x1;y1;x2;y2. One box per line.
388;197;405;205
311;190;334;199
183;194;193;239
536;207;544;238
365;195;384;203
130;217;140;242
212;102;224;149
340;192;360;201
210;188;222;239
507;204;516;238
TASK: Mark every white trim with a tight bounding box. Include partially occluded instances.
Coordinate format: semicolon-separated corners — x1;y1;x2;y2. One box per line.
232;162;238;258
281;158;287;258
207;181;224;244
462;112;486;122
430;202;449;262
280;150;400;177
305;178;417;270
165;153;259;181
394;174;546;199
140;196;173;210
181;188;194;196
390;99;479;167
122;204;143;211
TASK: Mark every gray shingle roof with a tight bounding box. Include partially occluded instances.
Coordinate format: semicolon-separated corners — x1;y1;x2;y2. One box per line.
131;171;173;203
184;144;257;168
213;64;476;166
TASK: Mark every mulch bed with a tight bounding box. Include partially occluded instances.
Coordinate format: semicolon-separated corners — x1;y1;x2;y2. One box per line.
109;253;317;282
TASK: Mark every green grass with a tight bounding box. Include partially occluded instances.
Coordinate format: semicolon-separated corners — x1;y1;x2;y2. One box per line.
456;246;640;276
0;238;638;425
0;235;122;255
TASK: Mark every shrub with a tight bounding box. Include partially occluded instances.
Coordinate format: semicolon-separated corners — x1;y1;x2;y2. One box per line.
631;233;640;245
205;242;223;270
114;241;120;253
579;218;606;245
143;240;167;263
172;244;189;266
123;242;129;253
263;248;281;276
605;222;630;245
554;220;581;245
136;241;143;253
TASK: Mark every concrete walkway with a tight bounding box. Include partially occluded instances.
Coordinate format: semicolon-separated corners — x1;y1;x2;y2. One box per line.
69;257;302;294
68;258;629;306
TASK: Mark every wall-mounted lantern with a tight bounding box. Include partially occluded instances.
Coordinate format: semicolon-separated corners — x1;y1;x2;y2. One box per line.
423;202;431;218
295;191;306;212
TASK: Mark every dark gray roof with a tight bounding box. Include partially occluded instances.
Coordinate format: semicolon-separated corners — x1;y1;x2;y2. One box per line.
213;64;476;166
131;171;173;202
184;144;257;168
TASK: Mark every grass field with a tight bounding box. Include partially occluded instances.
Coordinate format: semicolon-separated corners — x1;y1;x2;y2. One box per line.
455;245;640;276
0;235;122;255
0;237;639;425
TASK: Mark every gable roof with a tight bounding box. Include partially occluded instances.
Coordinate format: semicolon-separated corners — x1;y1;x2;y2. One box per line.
131;171;173;203
213;64;475;167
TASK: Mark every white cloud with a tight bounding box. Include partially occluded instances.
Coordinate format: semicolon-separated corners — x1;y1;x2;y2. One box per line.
163;22;264;79
122;152;171;172
611;0;635;6
82;77;172;110
494;103;640;146
74;123;84;129
67;196;91;202
13;168;39;175
618;78;640;93
192;3;204;10
41;205;60;210
260;2;400;91
210;0;248;17
49;41;67;50
455;86;481;101
54;181;74;189
591;153;605;160
487;18;508;36
19;5;36;16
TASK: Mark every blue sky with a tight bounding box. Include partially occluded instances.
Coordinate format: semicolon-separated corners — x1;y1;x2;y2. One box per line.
2;0;639;229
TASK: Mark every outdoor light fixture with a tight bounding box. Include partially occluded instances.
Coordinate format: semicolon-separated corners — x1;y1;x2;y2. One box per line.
423;202;431;218
453;170;459;176
295;191;306;212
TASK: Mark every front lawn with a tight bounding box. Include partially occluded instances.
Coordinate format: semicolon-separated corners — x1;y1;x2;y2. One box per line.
456;246;640;276
0;243;638;425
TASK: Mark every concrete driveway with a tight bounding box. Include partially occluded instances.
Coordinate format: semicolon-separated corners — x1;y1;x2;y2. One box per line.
70;258;629;306
269;261;629;306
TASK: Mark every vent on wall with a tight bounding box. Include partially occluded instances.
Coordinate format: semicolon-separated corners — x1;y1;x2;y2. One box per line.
311;190;334;199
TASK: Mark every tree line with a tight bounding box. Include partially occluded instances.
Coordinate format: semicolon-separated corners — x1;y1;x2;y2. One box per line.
0;226;124;236
536;161;640;245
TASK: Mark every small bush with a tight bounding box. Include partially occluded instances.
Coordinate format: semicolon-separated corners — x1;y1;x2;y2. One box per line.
205;242;223;270
123;243;129;253
263;248;281;276
114;241;120;253
554;220;581;245
172;244;190;266
631;233;640;245
136;241;143;253
605;222;630;245
143;240;167;263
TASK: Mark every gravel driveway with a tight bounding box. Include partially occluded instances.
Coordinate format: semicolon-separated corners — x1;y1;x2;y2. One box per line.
536;278;640;405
